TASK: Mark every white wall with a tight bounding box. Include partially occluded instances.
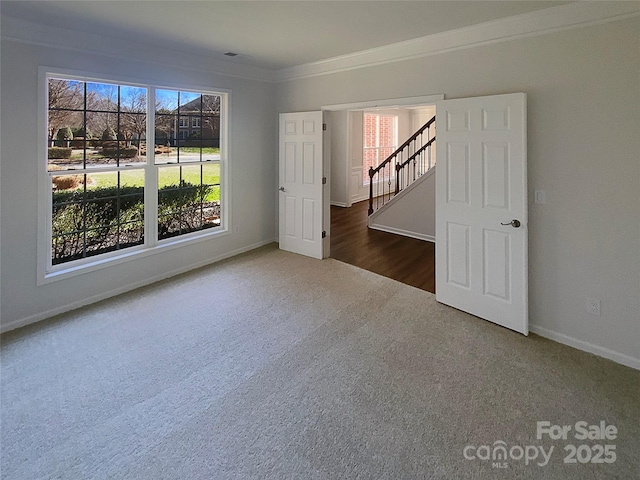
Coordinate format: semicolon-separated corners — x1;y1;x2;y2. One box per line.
325;110;349;206
276;17;640;368
368;167;436;242
349;111;365;204
0;27;277;330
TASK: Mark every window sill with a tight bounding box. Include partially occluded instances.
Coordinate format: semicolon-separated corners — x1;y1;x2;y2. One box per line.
40;227;229;286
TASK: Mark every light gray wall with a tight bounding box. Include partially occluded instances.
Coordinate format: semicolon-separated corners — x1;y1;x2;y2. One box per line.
276;17;640;366
326;110;349;206
369;167;436;241
1;35;277;329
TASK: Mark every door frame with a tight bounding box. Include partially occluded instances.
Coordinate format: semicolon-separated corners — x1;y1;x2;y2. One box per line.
321;94;444;209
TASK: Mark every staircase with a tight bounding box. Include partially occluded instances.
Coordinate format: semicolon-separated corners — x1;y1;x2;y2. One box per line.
368;116;436;215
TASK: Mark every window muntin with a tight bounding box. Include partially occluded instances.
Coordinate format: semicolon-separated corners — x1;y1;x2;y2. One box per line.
363;113;397;184
46;74;226;273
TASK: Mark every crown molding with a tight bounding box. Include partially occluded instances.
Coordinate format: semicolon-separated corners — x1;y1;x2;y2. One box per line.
0;16;277;83
3;2;638;85
275;1;640;82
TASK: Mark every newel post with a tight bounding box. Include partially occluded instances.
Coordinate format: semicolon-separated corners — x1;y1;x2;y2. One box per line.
368;167;374;215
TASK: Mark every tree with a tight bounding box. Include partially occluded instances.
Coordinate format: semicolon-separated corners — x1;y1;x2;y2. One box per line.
56;126;73;147
48;79;83;146
155;107;174;146
102;127;117;141
120;90;147;154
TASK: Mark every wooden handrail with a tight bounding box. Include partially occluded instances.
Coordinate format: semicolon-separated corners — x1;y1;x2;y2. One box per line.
369;116;435;177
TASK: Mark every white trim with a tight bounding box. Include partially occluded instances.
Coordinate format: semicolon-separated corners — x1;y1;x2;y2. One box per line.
276;2;640;82
41;227;231;285
4;3;638;84
529;324;640;371
350;194;369;205
330;201;349;208
323;94;444;112
368;224;435;243
1;240;275;334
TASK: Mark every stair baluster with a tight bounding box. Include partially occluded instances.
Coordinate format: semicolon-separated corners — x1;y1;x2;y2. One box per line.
368;115;436;215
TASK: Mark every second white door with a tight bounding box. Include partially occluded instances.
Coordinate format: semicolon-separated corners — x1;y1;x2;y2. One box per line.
435;93;528;335
279;111;325;259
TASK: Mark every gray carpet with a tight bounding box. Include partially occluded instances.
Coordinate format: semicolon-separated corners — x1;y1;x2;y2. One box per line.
1;244;638;479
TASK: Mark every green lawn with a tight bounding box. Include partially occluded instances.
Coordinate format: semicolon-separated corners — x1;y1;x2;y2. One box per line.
178;147;220;154
69;146;219;160
86;164;221;201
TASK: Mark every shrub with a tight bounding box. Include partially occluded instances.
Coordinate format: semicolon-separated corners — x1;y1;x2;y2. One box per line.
57;126;73;141
48;147;72;159
70;137;86;148
52;175;83;190
102;127;117;141
52;182;212;263
72;126;92;138
52;185;145;263
101;143;138;159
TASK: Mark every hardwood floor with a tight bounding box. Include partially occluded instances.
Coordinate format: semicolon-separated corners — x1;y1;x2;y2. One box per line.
330;200;436;293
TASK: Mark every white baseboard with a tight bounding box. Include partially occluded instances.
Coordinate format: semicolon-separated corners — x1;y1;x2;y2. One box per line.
330;201;348;208
368;223;435;243
0;239;275;334
529;324;640;371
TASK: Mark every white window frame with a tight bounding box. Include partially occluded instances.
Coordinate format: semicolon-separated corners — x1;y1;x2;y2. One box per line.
192;117;201;128
362;113;398;185
37;67;230;285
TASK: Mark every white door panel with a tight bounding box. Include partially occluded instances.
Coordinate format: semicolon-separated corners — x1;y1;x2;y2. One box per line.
436;93;528;334
279;112;324;259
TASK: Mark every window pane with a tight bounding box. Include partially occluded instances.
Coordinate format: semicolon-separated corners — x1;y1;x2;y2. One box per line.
51;170;144;265
201;94;221;115
177;146;201;163
120;86;146;113
154;89;221;164
158;163;221;240
378;116;396;147
155;110;178;153
118;113;146;165
48;79;84;170
86;82;119;114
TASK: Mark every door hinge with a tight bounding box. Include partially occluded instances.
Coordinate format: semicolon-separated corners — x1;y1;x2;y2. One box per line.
322;176;327;185
323;123;327;131
322;231;326;238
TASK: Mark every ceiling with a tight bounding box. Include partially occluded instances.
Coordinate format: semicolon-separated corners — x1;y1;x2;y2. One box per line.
1;1;568;70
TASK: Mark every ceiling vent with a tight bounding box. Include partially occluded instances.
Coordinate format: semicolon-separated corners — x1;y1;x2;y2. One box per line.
224;52;239;57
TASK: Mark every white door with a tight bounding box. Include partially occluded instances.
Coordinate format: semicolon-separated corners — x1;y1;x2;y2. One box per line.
279;111;325;259
435;93;528;334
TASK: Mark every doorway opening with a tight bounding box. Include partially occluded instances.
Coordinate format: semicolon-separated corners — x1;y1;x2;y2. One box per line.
322;95;442;291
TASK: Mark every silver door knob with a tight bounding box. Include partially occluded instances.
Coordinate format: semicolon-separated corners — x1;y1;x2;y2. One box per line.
279;186;285;192
501;219;521;228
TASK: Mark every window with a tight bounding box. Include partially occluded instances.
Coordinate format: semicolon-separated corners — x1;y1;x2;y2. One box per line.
363;113;397;184
44;72;227;278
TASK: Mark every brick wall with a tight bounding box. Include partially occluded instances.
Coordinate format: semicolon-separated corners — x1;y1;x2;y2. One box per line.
363;113;397;183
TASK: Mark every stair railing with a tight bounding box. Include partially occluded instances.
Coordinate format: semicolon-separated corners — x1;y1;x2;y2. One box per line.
368;115;435;215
